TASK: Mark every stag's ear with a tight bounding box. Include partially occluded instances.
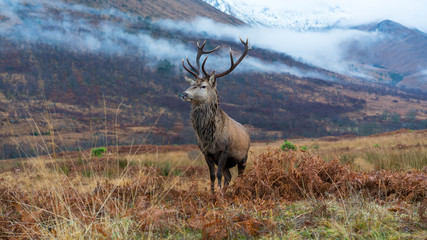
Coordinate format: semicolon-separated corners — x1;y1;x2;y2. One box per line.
209;72;216;87
185;76;195;84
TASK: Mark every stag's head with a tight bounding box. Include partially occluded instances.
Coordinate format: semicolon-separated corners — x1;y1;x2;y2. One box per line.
180;38;250;105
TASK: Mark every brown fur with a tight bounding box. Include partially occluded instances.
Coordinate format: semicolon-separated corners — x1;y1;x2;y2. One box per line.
181;39;251;191
182;76;250;191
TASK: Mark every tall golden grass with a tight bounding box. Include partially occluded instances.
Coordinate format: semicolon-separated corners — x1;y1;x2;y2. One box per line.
252;129;427;171
1;143;426;239
1;105;426;239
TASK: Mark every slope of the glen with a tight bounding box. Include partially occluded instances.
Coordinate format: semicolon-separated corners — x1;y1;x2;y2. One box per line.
348;20;427;90
0;0;426;160
60;0;245;25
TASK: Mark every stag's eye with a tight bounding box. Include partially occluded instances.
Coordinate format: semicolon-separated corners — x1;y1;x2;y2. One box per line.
201;86;206;89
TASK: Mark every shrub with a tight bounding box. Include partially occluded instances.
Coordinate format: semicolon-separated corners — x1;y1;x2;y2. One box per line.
280;140;296;151
232;150;427;202
118;158;128;169
91;147;106;157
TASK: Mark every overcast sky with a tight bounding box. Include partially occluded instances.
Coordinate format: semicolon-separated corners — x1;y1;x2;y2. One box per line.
241;0;427;32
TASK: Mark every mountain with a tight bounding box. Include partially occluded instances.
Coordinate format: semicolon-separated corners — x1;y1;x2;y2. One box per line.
61;0;245;25
202;1;427;91
202;0;348;30
0;0;426;159
347;20;427;90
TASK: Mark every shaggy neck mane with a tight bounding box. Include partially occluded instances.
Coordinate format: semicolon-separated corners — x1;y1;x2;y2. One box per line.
190;99;222;149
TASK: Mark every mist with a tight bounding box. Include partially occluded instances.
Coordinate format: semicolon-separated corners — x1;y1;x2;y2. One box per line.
0;0;311;77
0;0;381;81
160;17;381;78
0;0;193;64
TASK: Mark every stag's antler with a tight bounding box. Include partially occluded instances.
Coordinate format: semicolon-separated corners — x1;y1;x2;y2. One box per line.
182;40;220;79
206;37;250;79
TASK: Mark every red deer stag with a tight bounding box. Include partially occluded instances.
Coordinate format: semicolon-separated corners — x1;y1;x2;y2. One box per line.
180;38;251;192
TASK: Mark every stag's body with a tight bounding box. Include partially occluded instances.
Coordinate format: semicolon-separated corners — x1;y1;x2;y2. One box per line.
191;89;250;189
181;39;251;191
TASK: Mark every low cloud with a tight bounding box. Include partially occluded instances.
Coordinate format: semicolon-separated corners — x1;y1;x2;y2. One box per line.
0;0;383;82
160;17;380;77
0;0;193;64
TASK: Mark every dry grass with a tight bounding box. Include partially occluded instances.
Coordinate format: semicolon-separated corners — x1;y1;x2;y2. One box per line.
1;109;427;239
252;129;427;171
1;137;426;239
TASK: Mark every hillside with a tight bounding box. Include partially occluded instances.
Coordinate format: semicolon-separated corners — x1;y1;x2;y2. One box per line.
348;20;427;90
61;0;244;25
0;0;427;159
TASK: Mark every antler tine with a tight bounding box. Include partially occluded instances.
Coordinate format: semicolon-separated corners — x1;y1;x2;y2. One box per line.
215;37;250;79
182;40;223;79
240;37;248;45
196;41;221;78
228;47;234;66
186;58;198;72
196;40;206;49
182;58;198;78
201;56;209;78
203;45;221;54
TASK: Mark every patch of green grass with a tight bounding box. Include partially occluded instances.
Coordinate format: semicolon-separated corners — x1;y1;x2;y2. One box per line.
58;165;70;176
340;153;356;165
147;227;203;240
269;197;425;239
78;154;83;165
367;150;427;170
311;144;320;150
141;159;183;177
13;161;23;169
159;162;182;176
0;160;23;172
92;147;106;157
300;146;308;151
281;140;296;151
118;158;128;169
81;169;92;177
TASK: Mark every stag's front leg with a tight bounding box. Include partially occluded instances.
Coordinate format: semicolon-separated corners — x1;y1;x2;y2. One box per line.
216;151;228;189
205;158;216;193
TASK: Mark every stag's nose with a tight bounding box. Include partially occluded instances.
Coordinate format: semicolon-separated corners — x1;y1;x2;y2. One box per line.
180;92;188;100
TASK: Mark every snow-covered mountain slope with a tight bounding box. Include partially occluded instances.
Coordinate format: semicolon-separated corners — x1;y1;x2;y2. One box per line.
202;0;349;30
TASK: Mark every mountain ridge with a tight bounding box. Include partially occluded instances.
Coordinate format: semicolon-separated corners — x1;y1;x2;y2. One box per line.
347;19;427;90
200;0;427;91
61;0;245;25
202;0;348;30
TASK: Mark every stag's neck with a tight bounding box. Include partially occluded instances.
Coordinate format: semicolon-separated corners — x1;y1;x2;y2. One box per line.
190;101;224;151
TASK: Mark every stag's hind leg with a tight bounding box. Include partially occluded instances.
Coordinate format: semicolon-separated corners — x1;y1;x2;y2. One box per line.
216;150;229;189
223;168;232;186
238;155;248;176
